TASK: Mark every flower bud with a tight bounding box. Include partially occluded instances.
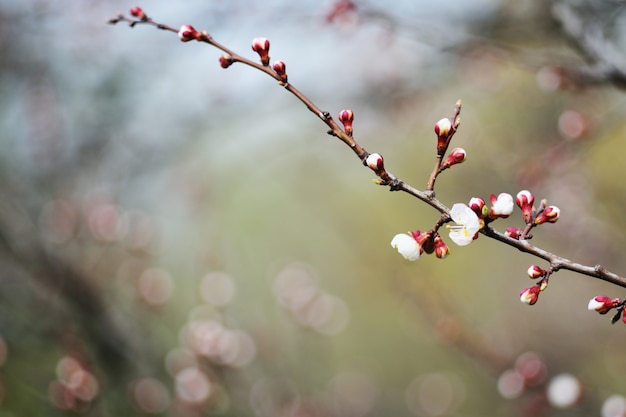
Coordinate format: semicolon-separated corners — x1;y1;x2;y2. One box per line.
365;153;384;172
527;265;546;279
587;295;621;314
489;193;514;219
505;227;524;239
391;233;422;261
130;6;147;19
338;109;354;136
251;37;270;66
433;234;450;259
441;148;466;169
520;285;541;305
434;118;452;156
434;118;452;138
516;190;535;224
272;60;287;83
178;24;199;42
468;197;487;219
417;230;436;254
219;54;234;68
534;206;560;225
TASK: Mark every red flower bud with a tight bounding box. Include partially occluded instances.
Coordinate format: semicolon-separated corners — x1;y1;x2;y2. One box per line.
434;118;453;156
588;295;621;314
434;234;450;259
272;60;287;83
251;37;270;66
416;230;436;254
178;24;199;42
534;206;560;225
365;153;383;172
434;118;452;138
527;265;546;279
505;227;524;239
338;109;354;136
520;285;541;305
130;6;147;19
468;197;486;219
441;147;466;169
516;190;535;224
219;54;234;68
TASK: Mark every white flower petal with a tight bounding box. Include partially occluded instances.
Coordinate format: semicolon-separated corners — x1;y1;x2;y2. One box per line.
449;229;473;246
493;193;514;216
587;298;604;311
448;203;480;246
390;234;421;261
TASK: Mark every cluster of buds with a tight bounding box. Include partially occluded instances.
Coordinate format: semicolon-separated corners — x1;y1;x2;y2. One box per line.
587;296;626;324
390;230;449;261
390;192;519;261
520;266;551;305
503;191;561;241
515;190;560;227
500;190;560;307
389;187;566;310
427;103;466;191
216;36;289;87
393;112;566;307
391;193;519;261
434;117;464;162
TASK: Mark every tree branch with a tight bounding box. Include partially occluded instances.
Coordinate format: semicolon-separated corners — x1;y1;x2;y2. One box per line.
109;8;626;323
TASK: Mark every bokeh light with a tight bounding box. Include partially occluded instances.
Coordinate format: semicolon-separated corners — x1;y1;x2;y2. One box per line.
514;351;546;387
273;261;350;335
249;378;301;417
558;110;588;140
328;372;380;417
405;372;465;416
138;267;174;306
601;394;626;417
546;373;582;408
130;378;171;414
38;198;79;244
87;202;128;243
200;271;236;307
175;366;213;404
50;356;99;410
497;369;525;399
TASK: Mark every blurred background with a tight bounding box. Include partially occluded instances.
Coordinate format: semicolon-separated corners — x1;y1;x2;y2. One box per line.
2;0;626;416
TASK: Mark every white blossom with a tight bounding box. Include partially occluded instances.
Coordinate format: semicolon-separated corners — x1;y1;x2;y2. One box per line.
390;234;421;261
491;193;514;216
448;203;480;246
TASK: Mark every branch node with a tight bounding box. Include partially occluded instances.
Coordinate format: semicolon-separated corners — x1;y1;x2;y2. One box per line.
424;189;436;200
389;179;403;191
